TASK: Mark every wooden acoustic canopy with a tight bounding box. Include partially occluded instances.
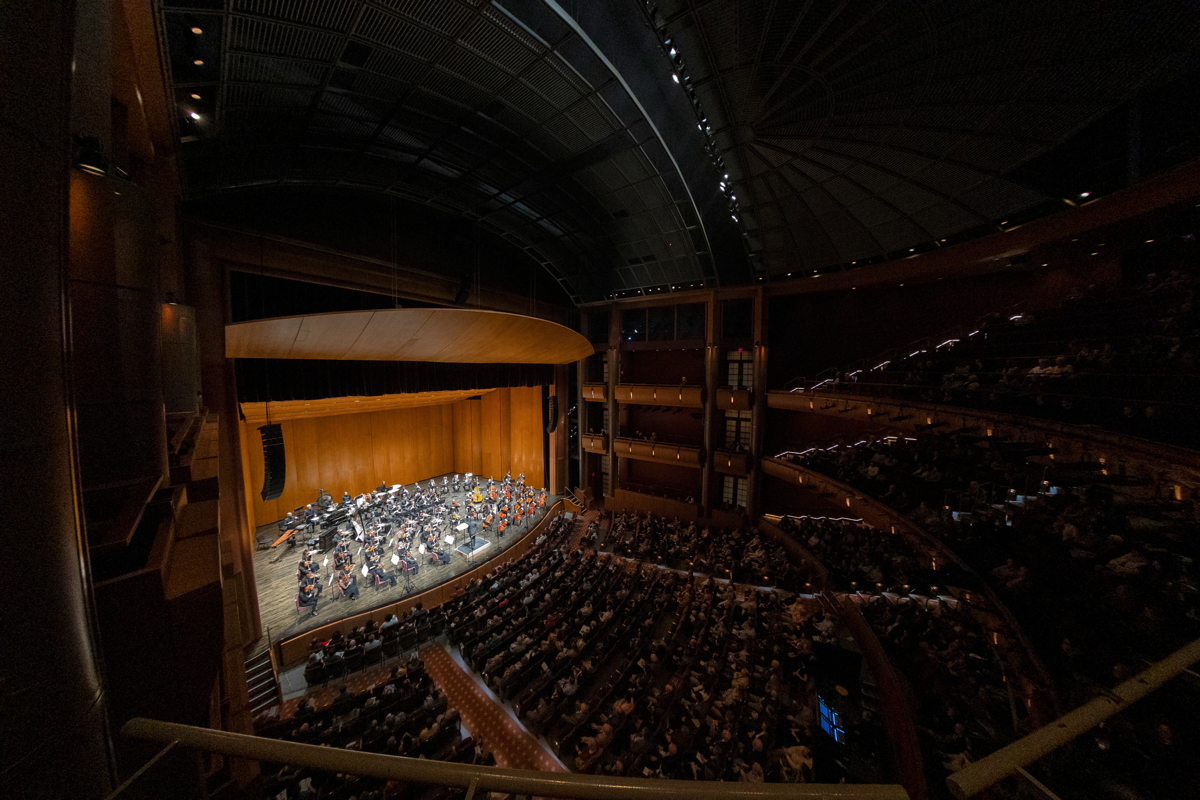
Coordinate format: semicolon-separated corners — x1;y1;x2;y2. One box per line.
240;388;494;424
226;308;592;364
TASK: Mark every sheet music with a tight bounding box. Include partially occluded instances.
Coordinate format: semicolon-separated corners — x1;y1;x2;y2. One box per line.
327;574;334;586
361;564;369;576
391;553;400;565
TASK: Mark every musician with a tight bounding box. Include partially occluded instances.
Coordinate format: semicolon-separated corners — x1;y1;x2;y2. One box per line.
298;583;320;616
334;547;353;570
338;568;359;601
342;491;352;505
369;557;398;587
400;550;419;572
279;511;299;533
298;556;320;576
317;488;333;509
377;481;388;493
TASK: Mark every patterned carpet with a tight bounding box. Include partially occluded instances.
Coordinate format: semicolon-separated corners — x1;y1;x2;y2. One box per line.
421;642;565;773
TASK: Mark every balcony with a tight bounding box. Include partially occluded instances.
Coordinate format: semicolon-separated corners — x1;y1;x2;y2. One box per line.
581;433;608;455
716;387;752;410
581;383;607;402
615;383;704;408
614;436;702;468
713;448;750;476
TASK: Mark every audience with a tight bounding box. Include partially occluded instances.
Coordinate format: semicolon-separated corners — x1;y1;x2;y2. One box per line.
816;268;1200;447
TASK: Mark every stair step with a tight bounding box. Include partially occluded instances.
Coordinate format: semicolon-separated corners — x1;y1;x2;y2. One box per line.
245;663;273;680
248;675;277;694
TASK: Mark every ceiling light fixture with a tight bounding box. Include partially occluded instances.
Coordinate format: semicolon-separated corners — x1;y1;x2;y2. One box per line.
193;59;204;65
190;92;201;99
191;26;203;34
189;111;201;120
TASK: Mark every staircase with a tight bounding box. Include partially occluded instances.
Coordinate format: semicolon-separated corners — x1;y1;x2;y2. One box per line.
244;649;279;716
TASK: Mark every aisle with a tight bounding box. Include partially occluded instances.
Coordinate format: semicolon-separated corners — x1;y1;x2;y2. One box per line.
421;642;566;773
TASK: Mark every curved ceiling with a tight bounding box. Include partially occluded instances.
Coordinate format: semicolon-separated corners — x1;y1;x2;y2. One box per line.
225;308;594;363
162;0;729;303
655;0;1200;276
160;0;1200;301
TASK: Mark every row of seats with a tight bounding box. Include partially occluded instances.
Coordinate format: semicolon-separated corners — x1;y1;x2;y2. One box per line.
816;268;1200;446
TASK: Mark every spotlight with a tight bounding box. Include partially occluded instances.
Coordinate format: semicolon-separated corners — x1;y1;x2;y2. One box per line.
191;26;203;34
193;59;204;65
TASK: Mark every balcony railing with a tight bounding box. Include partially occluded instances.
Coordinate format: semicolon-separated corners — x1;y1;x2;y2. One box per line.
581;382;607;402
581;433;608;454
613;436;702;467
713;448;750;475
615;383;704;408
119;717;910;800
715;386;752;410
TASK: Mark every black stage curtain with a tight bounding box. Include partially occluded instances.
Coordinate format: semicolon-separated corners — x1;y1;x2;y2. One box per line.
235;358;554;403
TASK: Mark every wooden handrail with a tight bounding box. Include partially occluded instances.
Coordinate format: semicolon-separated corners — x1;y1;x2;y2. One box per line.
122;718;910;799
946;636;1200;799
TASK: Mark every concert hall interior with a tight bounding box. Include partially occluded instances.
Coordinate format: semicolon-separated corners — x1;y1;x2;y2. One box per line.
6;2;1200;800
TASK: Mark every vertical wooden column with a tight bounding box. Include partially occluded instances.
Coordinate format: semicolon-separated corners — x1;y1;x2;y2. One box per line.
187;241;261;642
700;294;720;515
606;304;620;499
550;363;569;495
575;356;587;495
748;287;769;519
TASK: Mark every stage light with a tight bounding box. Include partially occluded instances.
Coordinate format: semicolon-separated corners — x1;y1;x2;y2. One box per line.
193;59;204;65
191;26;203;34
189;111;201;120
190;92;201;99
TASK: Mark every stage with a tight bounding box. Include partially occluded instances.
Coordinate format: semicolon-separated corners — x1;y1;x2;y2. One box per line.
252;474;558;640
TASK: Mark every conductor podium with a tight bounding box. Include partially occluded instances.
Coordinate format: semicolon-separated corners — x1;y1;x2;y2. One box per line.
455;519;490;558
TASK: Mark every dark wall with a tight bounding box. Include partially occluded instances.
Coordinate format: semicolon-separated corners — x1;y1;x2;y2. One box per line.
760;474;860;519
765;408;884;455
767;258;1120;387
625;459;701;496
621;348;706;385
189;186;571;308
624;406;704;443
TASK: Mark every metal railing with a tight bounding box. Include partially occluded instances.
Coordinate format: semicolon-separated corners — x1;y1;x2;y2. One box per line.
121;718;910;800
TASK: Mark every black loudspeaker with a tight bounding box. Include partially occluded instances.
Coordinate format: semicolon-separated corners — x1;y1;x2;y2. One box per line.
546;396;558;433
259;423;286;501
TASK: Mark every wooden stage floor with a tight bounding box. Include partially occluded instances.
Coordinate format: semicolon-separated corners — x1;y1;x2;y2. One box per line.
252;477;558;642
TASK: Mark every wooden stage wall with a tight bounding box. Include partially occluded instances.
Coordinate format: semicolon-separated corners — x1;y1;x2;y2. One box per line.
240;386;544;528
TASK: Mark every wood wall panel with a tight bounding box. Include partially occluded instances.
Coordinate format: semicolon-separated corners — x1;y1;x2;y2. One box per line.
509;386;545;488
242;387;547;527
243;404;455;527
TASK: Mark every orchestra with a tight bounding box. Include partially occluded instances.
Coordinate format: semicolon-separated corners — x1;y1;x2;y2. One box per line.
290;472;548;622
